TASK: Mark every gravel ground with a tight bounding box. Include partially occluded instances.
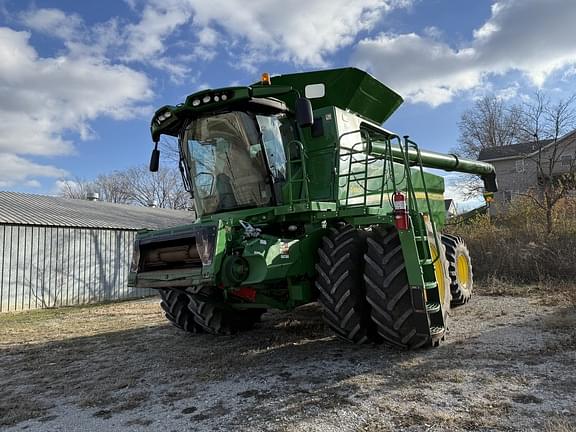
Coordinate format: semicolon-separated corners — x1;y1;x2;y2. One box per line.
1;292;575;432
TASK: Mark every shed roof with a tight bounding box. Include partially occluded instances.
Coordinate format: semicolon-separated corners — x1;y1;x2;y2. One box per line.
0;191;194;230
477;139;554;161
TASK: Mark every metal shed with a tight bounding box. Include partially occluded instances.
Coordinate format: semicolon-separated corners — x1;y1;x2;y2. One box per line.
0;192;193;312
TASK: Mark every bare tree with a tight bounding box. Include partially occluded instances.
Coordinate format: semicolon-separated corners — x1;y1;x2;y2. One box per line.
59;173;132;203
93;171;132;204
455;93;576;219
122;165;189;209
159;135;180;164
454;96;527;201
519;94;576;233
58;177;95;199
457;95;526;158
59;164;190;210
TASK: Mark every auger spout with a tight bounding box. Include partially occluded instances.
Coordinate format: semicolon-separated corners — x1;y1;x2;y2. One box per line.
369;140;498;192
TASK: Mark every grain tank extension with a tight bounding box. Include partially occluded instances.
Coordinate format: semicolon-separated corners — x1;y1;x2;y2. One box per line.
128;68;496;349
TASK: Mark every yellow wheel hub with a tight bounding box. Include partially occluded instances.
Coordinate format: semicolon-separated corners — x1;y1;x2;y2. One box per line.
456;254;470;287
430;245;446;305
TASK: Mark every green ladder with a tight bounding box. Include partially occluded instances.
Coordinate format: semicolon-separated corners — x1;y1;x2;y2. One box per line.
412;218;447;345
286;140;310;206
393;135;447;345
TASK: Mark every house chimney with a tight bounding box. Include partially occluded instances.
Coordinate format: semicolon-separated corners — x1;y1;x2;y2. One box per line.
86;192;99;201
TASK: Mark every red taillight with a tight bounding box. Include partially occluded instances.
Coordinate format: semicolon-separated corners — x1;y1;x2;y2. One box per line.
232;287;257;302
393;191;409;231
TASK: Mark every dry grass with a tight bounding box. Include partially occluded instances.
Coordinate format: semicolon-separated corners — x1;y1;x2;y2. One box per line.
0;298;165;347
544;417;576;432
0;398;51;427
447;197;576;305
476;277;576;306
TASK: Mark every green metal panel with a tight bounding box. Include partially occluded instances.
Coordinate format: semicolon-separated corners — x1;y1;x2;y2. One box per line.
296;106;340;201
267;68;404;124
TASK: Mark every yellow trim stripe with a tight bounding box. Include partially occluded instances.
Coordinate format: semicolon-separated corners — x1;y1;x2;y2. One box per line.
413;192;444;201
343;192;444;205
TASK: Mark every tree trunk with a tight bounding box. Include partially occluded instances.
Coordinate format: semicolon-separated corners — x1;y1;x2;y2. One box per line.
545;206;553;234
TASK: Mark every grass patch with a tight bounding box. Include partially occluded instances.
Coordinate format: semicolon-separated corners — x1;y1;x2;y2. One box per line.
447;197;576;293
0;298;164;346
475;277;576;306
0;296;158;325
544;417;576;432
0;398;50;426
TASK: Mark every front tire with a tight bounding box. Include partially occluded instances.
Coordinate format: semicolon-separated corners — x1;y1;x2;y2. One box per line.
442;234;474;307
187;289;264;335
159;289;203;333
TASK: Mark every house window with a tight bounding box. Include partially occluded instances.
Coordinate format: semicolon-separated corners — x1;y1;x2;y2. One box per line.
515;159;525;173
561;155;572;166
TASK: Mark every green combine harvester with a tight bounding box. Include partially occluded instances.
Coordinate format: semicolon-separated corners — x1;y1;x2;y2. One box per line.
128;68;497;349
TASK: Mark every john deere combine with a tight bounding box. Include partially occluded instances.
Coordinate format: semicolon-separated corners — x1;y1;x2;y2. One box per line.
128;68;496;349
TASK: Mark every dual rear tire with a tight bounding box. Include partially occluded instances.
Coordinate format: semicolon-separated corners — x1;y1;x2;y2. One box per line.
315;225;375;344
316;224;453;349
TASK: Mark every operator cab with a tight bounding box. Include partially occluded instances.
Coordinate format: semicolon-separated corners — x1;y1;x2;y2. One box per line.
180;109;295;216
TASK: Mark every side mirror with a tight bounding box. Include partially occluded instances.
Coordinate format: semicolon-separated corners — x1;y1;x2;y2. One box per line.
149;148;160;172
295;97;314;128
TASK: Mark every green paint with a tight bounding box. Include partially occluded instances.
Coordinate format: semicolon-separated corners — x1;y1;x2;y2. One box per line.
129;67;497;315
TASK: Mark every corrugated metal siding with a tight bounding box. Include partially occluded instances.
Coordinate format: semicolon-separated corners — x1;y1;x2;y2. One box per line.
0;225;156;312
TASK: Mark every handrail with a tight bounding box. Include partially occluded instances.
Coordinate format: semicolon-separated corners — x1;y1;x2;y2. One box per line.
404;137;442;264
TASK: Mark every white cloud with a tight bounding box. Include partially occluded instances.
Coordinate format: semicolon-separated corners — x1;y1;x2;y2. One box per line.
20;8;83;40
20;1;413;81
0;154;67;188
494;83;520;102
123;0;193;62
0;26;153;186
0;28;153;155
352;0;576;106
187;0;410;66
118;0;411;70
197;27;217;47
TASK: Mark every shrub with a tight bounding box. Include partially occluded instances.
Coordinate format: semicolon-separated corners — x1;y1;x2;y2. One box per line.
445;197;576;283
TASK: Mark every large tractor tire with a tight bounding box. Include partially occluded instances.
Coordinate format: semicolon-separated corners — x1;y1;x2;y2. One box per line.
187;290;265;335
315;224;377;344
442;234;474;307
364;226;449;349
429;231;452;324
159;288;203;333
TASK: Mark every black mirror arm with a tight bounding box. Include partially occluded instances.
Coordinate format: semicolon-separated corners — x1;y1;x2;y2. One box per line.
149;142;160;172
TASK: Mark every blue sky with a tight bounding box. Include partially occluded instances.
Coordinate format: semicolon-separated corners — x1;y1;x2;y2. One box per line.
1;0;575;205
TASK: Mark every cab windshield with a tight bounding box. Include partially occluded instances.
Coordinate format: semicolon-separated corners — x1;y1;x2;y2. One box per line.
181;111;288;216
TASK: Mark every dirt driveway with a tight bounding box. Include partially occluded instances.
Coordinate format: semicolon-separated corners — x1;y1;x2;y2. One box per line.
1;291;575;431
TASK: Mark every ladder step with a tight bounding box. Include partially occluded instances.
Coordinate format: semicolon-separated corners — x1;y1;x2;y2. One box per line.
424;281;438;290
426;302;441;314
430;326;444;336
420;258;433;265
414;236;428;242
